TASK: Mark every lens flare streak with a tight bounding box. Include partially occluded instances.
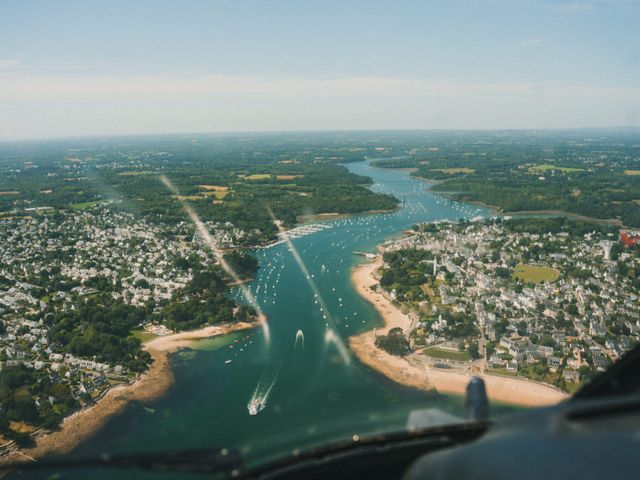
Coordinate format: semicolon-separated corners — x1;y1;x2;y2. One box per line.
159;175;270;344
266;207;350;364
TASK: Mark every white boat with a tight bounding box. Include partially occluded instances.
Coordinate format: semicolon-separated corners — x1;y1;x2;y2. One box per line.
225;360;232;364
247;398;266;415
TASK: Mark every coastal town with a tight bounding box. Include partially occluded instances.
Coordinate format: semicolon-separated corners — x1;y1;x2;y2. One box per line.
0;207;256;449
360;217;640;394
0;128;639;468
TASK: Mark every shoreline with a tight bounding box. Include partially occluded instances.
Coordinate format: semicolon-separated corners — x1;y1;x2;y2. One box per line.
426;190;624;228
349;258;568;407
502;209;623;226
3;319;260;464
408;172;625;228
349;256;431;391
297;207;398;225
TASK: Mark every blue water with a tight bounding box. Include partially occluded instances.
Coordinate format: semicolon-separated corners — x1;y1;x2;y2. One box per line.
62;162;497;478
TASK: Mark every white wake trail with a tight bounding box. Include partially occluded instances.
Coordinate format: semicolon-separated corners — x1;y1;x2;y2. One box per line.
159;175;270;344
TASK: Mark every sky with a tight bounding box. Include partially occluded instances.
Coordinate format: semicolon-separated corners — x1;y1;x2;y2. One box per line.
1;0;640;140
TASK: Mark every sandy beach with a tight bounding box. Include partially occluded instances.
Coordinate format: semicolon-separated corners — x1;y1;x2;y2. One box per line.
4;319;259;464
349;258;568;407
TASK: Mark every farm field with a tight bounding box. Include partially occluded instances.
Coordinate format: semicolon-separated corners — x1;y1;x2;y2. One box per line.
199;185;230;199
528;164;584;173
239;173;271;180
276;174;304;180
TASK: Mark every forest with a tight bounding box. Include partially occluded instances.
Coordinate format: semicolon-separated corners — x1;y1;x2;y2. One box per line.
48;296;152;373
161;264;257;331
0;133;400;243
369;129;640;228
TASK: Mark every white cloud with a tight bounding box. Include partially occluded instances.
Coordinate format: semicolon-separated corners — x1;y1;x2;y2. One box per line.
0;72;639;140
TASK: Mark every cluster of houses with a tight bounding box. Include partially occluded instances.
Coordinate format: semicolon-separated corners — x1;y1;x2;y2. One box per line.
0;208;235;403
385;219;640;387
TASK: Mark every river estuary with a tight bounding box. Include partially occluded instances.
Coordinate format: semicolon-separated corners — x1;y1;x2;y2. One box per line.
68;161;500;478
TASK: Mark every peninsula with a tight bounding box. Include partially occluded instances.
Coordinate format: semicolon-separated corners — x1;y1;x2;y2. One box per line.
350;257;568;406
3;320;259;463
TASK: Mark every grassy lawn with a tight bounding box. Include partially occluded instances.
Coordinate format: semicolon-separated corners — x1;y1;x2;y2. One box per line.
423;346;471;361
513;264;560;284
130;328;158;343
239;173;271;180
431;168;475;174
624;170;640;175
528;164;584;173
70;201;102;210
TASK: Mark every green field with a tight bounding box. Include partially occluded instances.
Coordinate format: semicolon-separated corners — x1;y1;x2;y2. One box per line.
240;173;271;180
513;264;561;284
130;328;158;343
432;168;475;174
70;201;102;210
528;164;584;173
423;346;471;361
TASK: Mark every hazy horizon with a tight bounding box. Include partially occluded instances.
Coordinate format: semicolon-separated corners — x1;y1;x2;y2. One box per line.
2;0;640;141
3;126;640;145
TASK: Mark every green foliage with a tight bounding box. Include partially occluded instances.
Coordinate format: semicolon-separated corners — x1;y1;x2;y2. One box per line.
223;251;259;280
418;153;640;227
468;342;481;359
441;310;479;339
379;249;435;301
0;365;79;430
0;136;399;240
50;295;151;372
163;266;255;331
375;328;411;356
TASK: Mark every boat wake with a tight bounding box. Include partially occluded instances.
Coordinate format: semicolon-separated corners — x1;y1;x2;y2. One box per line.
248;361;283;416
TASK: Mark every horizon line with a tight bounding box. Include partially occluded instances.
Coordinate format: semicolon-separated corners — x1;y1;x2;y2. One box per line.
3;125;640;144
